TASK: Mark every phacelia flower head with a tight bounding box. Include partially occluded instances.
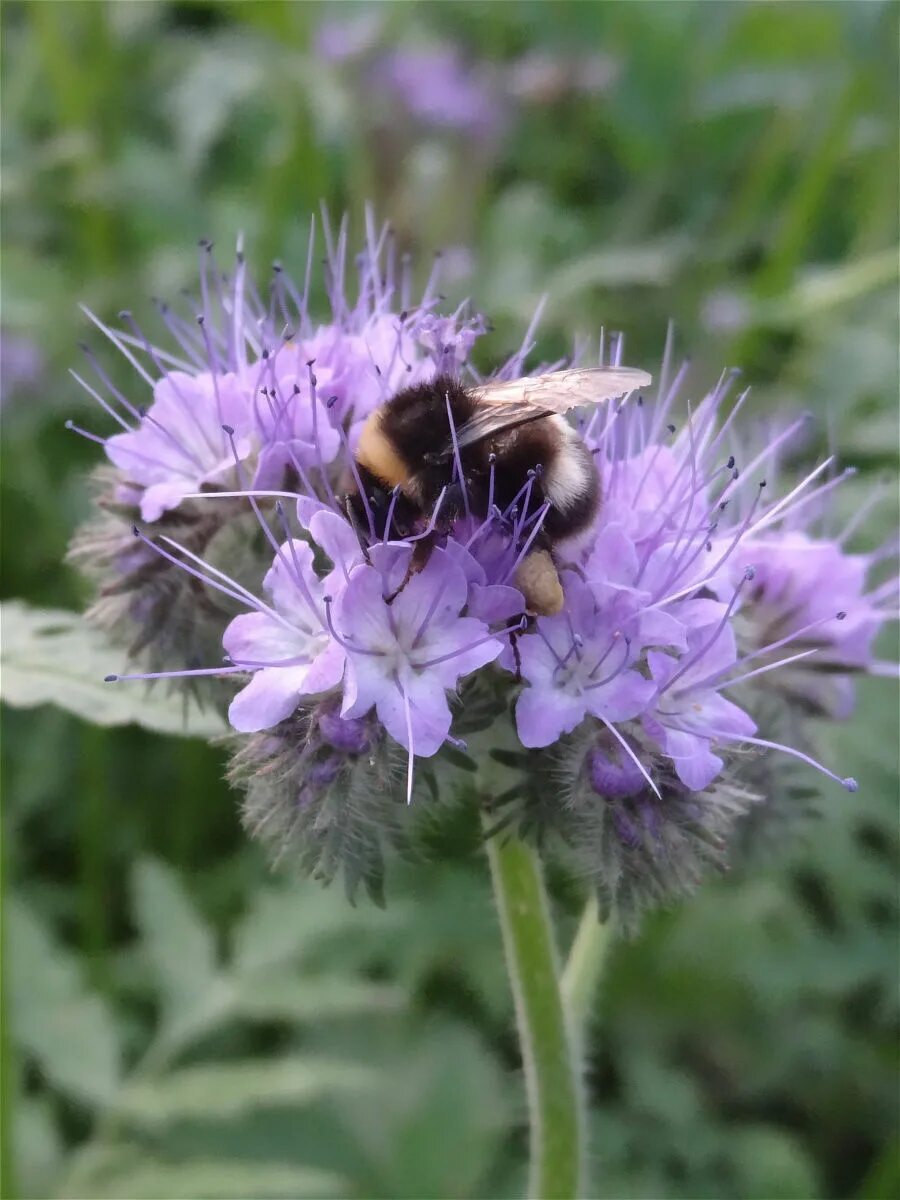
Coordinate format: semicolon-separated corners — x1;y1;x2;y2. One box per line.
82;229;897;922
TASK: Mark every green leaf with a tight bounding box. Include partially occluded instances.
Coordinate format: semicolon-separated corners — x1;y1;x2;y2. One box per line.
131;859;218;1019
231;974;405;1023
729;1125;821;1199
0;602;225;737
231;879;407;975
12;1094;63;1200
76;1158;346;1200
6;897;121;1105
117;1057;376;1126
337;1022;514;1199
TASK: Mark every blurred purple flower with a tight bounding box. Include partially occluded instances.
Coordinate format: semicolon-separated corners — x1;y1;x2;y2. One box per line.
1;331;44;405
374;46;501;138
314;10;382;63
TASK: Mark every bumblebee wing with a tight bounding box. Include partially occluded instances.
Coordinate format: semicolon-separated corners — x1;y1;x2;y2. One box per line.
444;400;551;458
470;365;652;416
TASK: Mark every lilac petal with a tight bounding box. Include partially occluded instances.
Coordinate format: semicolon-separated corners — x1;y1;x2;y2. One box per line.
663;728;724;791
223;611;305;663
442;538;486;587
378;673;452;757
138;479;197;522
262;540;323;626
390;550;468;631
415;616;502;686
698;693;757;738
634;607;687;652
334;565;395;651
468;582;524;624
367;543;417;597
648;649;679;690
228;665;315;733
586;671;655;723
296;495;330;527
302;641;346;694
515;628;565;686
309;509;366;585
588;522;638;586
515;686;586;748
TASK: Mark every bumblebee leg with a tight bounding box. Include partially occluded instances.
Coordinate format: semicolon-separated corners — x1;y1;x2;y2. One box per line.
342;494;372;564
385;533;435;603
509;628;523;683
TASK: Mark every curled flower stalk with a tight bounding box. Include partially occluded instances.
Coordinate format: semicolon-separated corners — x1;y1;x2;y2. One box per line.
70;220;898;1198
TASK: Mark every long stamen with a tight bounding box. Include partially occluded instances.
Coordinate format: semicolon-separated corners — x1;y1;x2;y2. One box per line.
693;726;857;791
322;595;385;656
65;420;105;445
598;718;661;799
415;618;525;669
105;665;247;683
661;567;755;695
402;684;415;805
444;389;470;520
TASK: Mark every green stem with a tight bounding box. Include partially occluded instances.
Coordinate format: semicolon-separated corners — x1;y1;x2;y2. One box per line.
483;818;584;1200
561;894;613;1030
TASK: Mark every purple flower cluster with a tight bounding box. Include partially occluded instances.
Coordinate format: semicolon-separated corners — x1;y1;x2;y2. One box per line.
72;222;897;911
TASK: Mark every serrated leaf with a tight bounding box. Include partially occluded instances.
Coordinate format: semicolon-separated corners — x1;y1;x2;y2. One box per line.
132;859;218;1018
118;1057;376;1126
230;974;404;1022
12;1093;63;1200
6;897;121;1105
232;880;406;975
83;1158;346;1200
0;602;225;737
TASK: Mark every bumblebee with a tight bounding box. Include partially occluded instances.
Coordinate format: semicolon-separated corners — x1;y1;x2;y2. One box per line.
348;366;651;615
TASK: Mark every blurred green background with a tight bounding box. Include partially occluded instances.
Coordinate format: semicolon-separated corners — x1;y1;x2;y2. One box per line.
2;3;898;1198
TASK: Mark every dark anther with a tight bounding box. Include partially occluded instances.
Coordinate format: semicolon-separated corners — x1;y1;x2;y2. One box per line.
118;309;131;320
727;455;735;469
667;423;676;434
222;423;235;435
837;611;847;620
131;524;140;537
104;674;118;682
759;479;767;488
